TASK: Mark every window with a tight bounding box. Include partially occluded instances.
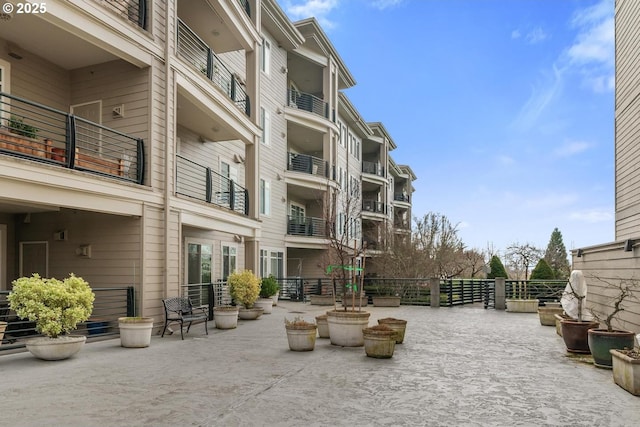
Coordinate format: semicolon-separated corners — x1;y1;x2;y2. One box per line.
355;138;361;160
260;107;270;145
187;242;212;284
0;59;9;124
261;38;271;75
260;249;268;277
260;249;284;277
339;123;346;148
222;245;237;280
350;175;359;197
260;178;270;215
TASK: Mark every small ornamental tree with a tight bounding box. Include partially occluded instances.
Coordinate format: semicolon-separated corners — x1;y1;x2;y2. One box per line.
259;275;280;298
530;258;555;280
228;270;261;308
8;274;95;338
487;255;508;279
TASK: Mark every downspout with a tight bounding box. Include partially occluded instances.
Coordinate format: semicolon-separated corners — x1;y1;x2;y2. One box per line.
163;2;173;301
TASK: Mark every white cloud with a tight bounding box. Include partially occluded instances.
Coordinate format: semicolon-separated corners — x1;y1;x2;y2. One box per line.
511;29;521;39
526;27;549;45
511;65;564;131
553;140;592;158
370;0;403;10
284;0;339;28
569;208;613;223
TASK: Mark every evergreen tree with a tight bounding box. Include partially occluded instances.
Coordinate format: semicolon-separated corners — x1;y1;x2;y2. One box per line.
487;255;508;279
544;228;571;279
530;258;554;280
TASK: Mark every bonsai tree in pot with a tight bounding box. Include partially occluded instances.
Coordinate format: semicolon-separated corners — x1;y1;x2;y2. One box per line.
587;277;638;368
228;270;263;320
560;270;599;354
8;273;95;360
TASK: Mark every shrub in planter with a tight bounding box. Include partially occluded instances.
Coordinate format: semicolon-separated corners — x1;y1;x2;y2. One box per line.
259;275;280;299
228;270;261;309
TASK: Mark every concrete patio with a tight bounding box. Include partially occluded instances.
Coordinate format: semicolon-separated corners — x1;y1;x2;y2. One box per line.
0;301;638;426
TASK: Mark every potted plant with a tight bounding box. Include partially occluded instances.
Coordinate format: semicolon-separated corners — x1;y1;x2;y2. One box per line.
118;316;154;348
587;277;637;368
253;275;279;314
315;314;330;338
284;316;317;351
505;281;539;313
560;270;599;353
228;270;263;320
611;347;640;395
371;279;402;307
8;115;39;139
378;317;408;344
363;324;396;358
213;305;239;329
7;273;94;360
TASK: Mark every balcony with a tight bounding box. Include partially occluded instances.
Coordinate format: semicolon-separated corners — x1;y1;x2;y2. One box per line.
394;193;410;203
287;216;328;237
0;93;144;184
362;161;385;177
287;89;329;120
362;200;387;214
287;152;329;177
95;0;148;30
177;19;250;117
238;0;251;17
176;155;248;216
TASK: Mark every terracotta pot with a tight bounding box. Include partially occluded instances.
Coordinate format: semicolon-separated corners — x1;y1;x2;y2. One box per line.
587;328;636;368
560;319;599;353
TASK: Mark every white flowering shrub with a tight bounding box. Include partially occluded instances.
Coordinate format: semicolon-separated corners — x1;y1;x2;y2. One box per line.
8;274;95;338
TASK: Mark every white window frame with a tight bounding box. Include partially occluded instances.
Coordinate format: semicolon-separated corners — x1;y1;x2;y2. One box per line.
260;247;284;278
0;59;10;125
221;243;238;280
260;178;271;215
260;107;271;145
261;38;271;75
185;239;213;285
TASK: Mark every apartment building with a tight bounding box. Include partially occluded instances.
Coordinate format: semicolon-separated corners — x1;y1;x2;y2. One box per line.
572;0;639;332
0;0;415;320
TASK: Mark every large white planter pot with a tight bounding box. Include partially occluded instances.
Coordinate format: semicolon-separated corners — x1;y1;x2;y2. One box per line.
213;307;239;329
506;299;539;313
285;325;317;351
26;335;86;360
326;310;370;347
611;349;640;396
118;317;154;348
363;327;396;358
315;315;330;338
0;321;7;345
253;298;274;314
272;292;279;306
238;307;263;320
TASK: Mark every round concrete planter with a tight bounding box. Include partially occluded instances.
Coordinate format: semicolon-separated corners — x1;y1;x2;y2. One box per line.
118;317;154;348
213;306;239;329
315;314;330;338
363;326;396;358
26;335;86;360
238;307;263;320
377;317;408;344
587;328;636;368
253;298;274;314
285;323;317;351
326;310;370;347
560;319;599;353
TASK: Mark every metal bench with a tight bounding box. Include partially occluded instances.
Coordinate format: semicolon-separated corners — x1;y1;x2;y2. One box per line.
161;297;209;340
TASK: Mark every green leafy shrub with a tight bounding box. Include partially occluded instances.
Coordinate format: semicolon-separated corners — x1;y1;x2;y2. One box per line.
530;258;554;280
228;270;260;308
259;275;280;298
8;116;38;139
8;273;95;338
487;255;508;279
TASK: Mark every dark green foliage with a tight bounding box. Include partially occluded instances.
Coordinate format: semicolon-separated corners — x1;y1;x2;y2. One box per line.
530;258;554;280
544;228;570;279
259;275;279;298
487;255;508;279
8;116;38;139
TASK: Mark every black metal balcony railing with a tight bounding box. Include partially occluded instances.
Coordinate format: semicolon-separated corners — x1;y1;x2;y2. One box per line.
176;154;249;216
394;193;410;203
362;200;387;214
394;219;410;229
96;0;147;30
0;92;144;184
287;215;328;237
287;89;329;119
287;152;328;177
362;161;385;177
177;19;250;117
238;0;251;17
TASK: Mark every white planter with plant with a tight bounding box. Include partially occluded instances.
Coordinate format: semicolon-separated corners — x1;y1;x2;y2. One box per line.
229;270;262;320
254;275;279;314
213;306;239;329
8;274;94;360
118;317;154;348
285;317;317;351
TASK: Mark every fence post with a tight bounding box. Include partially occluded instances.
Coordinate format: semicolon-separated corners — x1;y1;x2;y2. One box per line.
430;278;440;308
206;283;214;320
495;277;506;310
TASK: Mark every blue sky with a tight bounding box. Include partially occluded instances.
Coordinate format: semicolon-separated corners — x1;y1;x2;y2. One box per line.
282;0;614;255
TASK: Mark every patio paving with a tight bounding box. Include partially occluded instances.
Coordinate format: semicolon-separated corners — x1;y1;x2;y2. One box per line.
0;301;638;426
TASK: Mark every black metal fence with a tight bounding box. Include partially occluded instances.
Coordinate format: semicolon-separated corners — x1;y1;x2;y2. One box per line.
0;287;134;352
505;280;566;303
97;0;147;29
180;281;232;321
